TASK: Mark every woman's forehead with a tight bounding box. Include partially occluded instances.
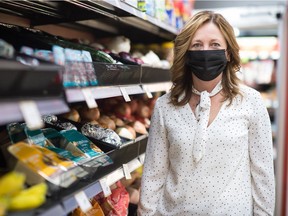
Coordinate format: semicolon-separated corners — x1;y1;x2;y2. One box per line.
192;22;225;41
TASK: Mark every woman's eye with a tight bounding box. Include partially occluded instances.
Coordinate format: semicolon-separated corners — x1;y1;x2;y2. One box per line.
191;43;202;49
211;43;221;47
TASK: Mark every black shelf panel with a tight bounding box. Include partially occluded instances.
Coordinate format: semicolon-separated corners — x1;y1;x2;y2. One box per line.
0;59;64;100
0;59;68;126
95;63;141;86
141;66;171;84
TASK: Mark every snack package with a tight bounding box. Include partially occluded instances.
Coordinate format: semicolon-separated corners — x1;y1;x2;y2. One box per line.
94;181;129;216
24;127;55;147
7;123;27;144
64;48;89;87
60;130;113;167
7;123;54;147
71;200;104;216
8;142;78;188
0;172;48;213
42;128;90;163
82;50;98;86
35;144;88;179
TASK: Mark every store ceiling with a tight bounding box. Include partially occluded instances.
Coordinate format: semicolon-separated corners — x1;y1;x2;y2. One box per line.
193;0;287;37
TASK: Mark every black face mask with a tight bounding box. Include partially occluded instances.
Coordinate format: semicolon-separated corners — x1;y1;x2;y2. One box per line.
185;49;227;81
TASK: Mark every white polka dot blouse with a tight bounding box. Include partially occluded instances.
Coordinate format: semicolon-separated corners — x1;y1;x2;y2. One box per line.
138;85;275;216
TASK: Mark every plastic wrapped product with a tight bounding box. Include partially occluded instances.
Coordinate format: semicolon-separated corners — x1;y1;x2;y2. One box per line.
8;142;78;188
42;115;77;131
94;181;129;216
81;123;121;147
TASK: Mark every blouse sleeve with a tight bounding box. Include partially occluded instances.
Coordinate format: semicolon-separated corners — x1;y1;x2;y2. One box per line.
248;91;275;215
137;99;170;216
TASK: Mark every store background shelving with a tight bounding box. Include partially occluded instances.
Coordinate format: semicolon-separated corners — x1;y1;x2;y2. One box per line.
0;0;176;125
0;0;177;215
0;0;177;43
1;0;286;215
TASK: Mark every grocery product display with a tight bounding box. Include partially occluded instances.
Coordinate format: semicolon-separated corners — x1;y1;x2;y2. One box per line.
0;1;279;215
0;1;185;215
0;171;47;214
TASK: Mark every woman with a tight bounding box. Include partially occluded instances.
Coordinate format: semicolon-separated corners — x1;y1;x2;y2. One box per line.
138;11;275;215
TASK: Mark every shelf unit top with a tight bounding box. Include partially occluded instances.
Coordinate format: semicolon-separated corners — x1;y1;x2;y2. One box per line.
0;0;178;44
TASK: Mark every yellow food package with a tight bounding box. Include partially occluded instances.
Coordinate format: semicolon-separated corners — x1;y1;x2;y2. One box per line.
34;145;76;171
8;142;77;187
0;171;25;196
8;182;47;211
0;196;10;216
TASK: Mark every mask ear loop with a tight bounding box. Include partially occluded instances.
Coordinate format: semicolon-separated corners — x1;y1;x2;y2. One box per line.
225;49;230;62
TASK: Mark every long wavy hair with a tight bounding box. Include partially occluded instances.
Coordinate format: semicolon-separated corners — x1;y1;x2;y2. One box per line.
170;10;241;106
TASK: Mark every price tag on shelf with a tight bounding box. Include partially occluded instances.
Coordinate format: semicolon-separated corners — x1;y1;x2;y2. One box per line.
122;164;132;179
74;191;92;213
99;178;112;197
19;101;44;130
141;85;153;98
142;12;147;20
81;88;98;108
119;87;131;102
139;154;145;164
133;158;142;168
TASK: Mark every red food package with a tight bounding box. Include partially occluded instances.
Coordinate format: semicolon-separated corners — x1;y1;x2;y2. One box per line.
94;181;130;216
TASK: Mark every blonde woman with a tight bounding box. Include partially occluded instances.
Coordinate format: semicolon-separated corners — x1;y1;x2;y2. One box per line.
138;10;275;215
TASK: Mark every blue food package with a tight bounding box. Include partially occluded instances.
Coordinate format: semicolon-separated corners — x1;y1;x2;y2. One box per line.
60;129;113;166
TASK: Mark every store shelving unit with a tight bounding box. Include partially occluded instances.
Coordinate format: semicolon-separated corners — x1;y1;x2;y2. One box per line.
0;1;176;215
0;59;69;125
0;0;177;43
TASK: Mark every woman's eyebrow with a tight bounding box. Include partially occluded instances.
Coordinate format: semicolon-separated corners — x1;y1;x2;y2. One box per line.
210;38;224;43
191;39;202;43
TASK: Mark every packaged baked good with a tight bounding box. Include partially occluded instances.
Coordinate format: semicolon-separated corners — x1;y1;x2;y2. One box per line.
81;123;121;147
42;115;77;130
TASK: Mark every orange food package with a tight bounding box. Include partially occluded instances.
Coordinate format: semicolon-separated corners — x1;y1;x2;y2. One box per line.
71;200;104;216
